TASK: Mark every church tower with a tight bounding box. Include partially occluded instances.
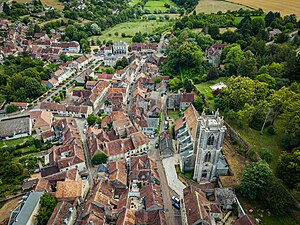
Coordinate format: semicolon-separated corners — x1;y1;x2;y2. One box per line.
193;110;227;183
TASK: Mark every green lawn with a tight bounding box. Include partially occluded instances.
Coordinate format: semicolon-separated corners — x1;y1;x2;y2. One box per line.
228;119;285;170
234;15;265;24
129;0;142;6
167;110;181;120
90;20;172;44
145;0;177;13
0;136;34;148
195;77;228;108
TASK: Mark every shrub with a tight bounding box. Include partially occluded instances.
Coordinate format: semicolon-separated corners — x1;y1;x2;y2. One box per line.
260;148;273;163
91;152;107;165
267;126;276;135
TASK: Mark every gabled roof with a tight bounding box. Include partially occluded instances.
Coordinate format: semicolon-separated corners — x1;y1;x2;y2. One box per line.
233;215;258;225
56;179;82;199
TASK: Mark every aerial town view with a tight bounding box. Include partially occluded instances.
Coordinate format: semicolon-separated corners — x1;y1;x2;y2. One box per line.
0;0;299;224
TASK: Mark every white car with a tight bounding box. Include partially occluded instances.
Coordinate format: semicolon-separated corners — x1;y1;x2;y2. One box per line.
172;196;180;204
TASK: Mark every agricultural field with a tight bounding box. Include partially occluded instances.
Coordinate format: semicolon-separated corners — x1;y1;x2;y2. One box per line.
15;0;64;10
90;20;172;44
195;0;250;14
145;0;178;13
228;0;300;18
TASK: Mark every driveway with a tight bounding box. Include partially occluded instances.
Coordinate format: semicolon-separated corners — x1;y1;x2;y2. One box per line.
162;155;186;198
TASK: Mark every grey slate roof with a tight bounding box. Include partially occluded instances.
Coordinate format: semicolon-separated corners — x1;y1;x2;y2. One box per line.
13;192;43;225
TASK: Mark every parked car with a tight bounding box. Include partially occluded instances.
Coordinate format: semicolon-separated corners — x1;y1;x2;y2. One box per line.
172;196;180;204
172;202;180;210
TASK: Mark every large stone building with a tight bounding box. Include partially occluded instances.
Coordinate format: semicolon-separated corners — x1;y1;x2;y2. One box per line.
175;105;228;183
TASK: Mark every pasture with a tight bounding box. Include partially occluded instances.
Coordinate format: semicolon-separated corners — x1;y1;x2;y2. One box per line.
15;0;64;10
228;0;300;18
145;0;177;13
195;0;250;14
90;20;171;44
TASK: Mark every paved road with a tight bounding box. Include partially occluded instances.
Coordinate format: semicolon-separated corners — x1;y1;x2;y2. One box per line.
154;148;178;225
162;156;186;198
75;118;95;188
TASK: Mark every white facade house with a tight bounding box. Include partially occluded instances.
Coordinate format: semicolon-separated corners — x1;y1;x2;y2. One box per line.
113;41;128;55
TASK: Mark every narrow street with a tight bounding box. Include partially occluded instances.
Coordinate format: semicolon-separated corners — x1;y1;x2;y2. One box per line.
75;118;95;188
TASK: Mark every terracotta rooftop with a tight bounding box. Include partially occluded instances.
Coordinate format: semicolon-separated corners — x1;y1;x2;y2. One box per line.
56;179;82;199
47;201;74;225
233;215;258;225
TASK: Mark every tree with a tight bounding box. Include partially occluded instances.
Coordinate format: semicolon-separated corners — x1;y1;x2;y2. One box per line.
155;77;162;83
105;67;115;74
25;77;44;99
87;114;97;126
92;152;108;165
255;74;276;89
3;2;10;15
91;23;101;35
207;67;219;81
223;44;244;75
34;24;41;34
265;11;275;27
60;54;68;62
260;148;273;163
169;77;183;91
240;161;273;200
6;104;19;113
216;76;269;111
185;79;193;93
237;51;257;78
193;96;205;111
282;98;300;148
277;149;300;189
36;193;56;225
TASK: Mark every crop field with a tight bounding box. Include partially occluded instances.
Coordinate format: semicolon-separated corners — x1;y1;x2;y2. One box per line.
228;0;300;18
15;0;64;10
145;0;178;13
195;0;250;14
90;20;171;44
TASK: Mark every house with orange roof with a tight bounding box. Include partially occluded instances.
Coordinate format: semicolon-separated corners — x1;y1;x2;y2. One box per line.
30;110;53;135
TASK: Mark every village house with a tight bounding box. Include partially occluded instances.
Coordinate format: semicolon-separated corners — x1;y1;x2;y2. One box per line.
10;102;28;110
0;115;32;139
167;92;194;110
51;41;80;53
99;45;113;55
51;67;72;83
47;201;77;225
128;154;160;185
181;185;222;225
45;77;59;89
104;55;117;67
40;102;92;118
72;54;92;70
34;33;49;40
29;110;53;135
205;43;227;68
113;41;128;55
8;192;44;225
131;42;158;54
159;131;174;158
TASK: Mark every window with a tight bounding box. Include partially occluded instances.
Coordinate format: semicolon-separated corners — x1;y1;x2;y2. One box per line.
202;170;207;178
207;134;214;146
204;152;211;162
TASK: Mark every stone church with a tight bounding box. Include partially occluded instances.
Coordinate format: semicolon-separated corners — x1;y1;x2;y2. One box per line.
175;105;228;183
